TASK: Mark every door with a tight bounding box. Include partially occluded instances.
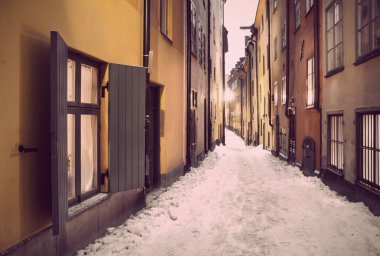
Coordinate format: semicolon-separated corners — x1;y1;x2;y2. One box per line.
302;137;316;174
145;86;160;189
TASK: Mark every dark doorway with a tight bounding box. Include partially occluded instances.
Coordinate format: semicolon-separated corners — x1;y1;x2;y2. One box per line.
204;98;207;153
302;137;316;175
190;90;197;167
289;112;296;163
145;85;160;190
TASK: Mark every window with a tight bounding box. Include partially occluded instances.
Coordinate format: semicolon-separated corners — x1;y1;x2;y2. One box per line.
160;0;172;38
306;0;314;14
213;14;216;43
198;19;203;65
263;55;265;75
191;1;197;55
306;56;315;107
282;20;287;49
357;112;380;190
328;115;344;173
261;16;264;32
326;0;343;72
279;128;287;156
357;0;380;58
274;36;278;60
67;54;100;204
274;81;278;105
274;0;278;11
295;0;301;30
281;76;286;104
259;47;261;62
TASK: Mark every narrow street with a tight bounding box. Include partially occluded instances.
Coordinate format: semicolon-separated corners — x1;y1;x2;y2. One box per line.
78;130;380;256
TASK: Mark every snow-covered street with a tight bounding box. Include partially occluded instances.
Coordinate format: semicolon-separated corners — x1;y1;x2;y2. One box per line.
78;130;380;256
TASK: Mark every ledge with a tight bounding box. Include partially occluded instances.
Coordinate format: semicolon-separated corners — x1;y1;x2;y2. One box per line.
356;180;380;196
68;193;109;218
354;49;380;66
324;166;344;177
325;66;344;78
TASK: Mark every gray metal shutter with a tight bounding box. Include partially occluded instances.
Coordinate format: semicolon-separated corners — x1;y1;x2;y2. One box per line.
109;64;146;192
50;31;68;235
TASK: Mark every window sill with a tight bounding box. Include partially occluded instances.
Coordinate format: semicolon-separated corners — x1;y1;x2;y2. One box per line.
160;31;173;44
68;193;109;218
325;166;344;177
354;49;380;66
306;105;315;109
356;180;380;196
325;66;344;78
191;51;198;58
294;25;300;34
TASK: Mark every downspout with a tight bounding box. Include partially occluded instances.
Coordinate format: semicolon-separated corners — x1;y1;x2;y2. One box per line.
267;0;272;128
240;77;243;137
207;0;212;151
222;2;226;145
255;39;259;146
285;0;291;163
314;0;322;172
248;46;253;145
143;0;150;71
185;0;191;170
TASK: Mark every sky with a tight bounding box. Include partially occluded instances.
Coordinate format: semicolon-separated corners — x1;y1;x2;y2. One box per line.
224;0;258;76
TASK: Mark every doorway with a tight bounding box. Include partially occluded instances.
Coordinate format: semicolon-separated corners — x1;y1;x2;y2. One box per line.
302;137;316;174
145;85;160;190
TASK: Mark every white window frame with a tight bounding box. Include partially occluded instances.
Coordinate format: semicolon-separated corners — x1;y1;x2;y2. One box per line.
306;56;315;108
274;81;278;106
326;0;343;72
281;76;286;105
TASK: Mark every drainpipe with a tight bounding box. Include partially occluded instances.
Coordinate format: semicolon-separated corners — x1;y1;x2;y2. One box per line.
143;0;150;71
185;0;191;171
314;0;322;172
207;0;212;151
267;0;272;128
255;39;259;146
285;0;291;163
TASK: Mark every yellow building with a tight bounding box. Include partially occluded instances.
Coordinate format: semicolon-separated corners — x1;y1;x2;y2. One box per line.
0;1;147;254
148;0;186;186
254;0;273;150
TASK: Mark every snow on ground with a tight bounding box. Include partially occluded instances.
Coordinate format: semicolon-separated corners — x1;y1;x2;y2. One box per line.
77;130;380;256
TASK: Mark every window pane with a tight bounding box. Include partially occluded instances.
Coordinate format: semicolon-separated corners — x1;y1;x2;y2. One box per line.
334;1;342;23
373;0;380;17
67;59;75;102
67;114;75;200
358;0;370;29
327;6;334;30
327;49;335;71
373;17;380;49
335;43;344;67
327;29;334;51
335;21;343;45
359;25;370;56
81;115;98;193
81;64;98;104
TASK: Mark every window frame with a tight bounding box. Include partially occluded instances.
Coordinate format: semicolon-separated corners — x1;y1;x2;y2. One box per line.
327;113;344;174
191;1;197;56
306;56;315;108
306;0;314;15
355;0;380;64
295;0;301;31
356;108;380;193
281;76;286;105
274;36;278;61
67;52;101;206
325;0;344;76
282;20;287;50
274;81;278;106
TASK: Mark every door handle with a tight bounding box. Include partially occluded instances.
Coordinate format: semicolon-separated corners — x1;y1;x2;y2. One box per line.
19;145;39;153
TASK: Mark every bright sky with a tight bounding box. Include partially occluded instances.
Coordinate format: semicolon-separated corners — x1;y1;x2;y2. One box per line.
224;0;258;76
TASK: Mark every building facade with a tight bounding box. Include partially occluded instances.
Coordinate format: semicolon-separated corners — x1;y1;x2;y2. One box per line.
321;0;380;200
288;0;321;173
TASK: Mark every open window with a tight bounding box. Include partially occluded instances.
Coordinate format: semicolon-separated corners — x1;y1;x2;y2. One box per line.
50;31;146;234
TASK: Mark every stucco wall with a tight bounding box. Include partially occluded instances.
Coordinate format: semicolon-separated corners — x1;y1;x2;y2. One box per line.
0;0;143;251
321;0;380;183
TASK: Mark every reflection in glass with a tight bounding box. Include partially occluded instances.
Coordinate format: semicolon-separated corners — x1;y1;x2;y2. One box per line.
67;114;75;200
81;115;98;193
81;64;98;104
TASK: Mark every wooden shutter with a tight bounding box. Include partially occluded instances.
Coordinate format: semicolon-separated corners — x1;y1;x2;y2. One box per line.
50;31;68;235
109;64;146;193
